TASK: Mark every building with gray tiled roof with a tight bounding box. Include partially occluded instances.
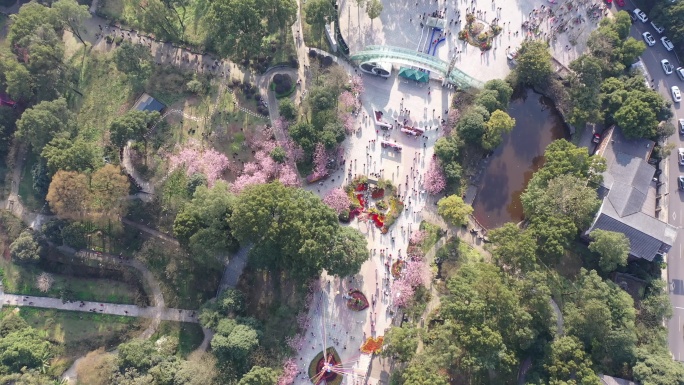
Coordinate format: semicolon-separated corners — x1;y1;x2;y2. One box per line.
585;126;676;261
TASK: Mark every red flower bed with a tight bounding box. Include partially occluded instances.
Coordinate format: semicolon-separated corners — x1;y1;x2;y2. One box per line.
360;336;384;354
356;194;366;208
346;289;369;311
370;213;384;228
371;188;385;199
355;183;367;192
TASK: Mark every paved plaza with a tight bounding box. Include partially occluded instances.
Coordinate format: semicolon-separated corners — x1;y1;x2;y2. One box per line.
340;0;609;83
293;68;448;383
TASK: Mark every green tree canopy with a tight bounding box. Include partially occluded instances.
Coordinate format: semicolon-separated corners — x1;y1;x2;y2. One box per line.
633;347;684;385
437;195;473;226
16;98;73;154
544;336;600;385
515;40;553;88
173;181;240;261
238;366;279;385
109;110;159;148
482;109;515;151
52;0;91;46
9;230;42;264
456;105;489;144
41;137;98;175
118;339;157;371
205;0;266;58
278;97;297;121
487;222;537;275
229;182;367;279
588;229;630;272
382;324;419;363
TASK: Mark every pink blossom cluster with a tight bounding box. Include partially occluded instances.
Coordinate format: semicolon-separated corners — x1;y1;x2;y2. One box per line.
338;111;355;135
231;138;301;193
274;116;289;134
283;138;304;163
351;75;365;95
391;260;428;308
312;143;329;179
277;358;299;385
339;91;360;112
424;158;447;195
297;313;311;329
168;143;230;186
323;188;351;214
286;334;305;351
409;230;427;246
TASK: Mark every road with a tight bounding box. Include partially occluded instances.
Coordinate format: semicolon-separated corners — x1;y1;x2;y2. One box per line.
620;2;684;362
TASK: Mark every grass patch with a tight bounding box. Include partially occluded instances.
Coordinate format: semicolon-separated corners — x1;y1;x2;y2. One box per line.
435;237;483;283
419;221;443;253
71;51;135;142
153;321;205;357
17;151;44;212
0;306;144;375
0;259;140;304
554;243;586;280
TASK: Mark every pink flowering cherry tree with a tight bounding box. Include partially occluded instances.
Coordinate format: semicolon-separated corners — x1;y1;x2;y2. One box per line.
391;259;428;308
168;142;231;186
277;358;298;385
409;230;427;246
323;188;351;214
311;143;328;179
424;158;447;195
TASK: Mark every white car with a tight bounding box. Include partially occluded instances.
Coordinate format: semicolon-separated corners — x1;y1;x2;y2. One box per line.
679;148;684;165
634;8;648;23
679;118;684;134
643;31;656;46
677;67;684;81
662;36;674;51
662;59;673;75
672;86;681;103
651;21;665;34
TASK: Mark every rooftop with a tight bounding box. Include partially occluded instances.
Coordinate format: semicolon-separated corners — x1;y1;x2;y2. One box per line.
588;126;676;261
132;93;165;113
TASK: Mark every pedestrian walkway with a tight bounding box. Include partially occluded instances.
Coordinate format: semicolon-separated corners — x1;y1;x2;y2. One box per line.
0;293;198;322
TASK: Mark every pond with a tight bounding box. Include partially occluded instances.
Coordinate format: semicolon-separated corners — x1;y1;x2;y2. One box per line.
471;89;569;229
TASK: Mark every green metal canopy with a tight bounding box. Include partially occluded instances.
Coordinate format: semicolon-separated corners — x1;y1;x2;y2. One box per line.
398;67;429;83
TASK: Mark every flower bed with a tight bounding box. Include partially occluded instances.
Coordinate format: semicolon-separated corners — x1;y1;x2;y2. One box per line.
371;188;385;199
360;336;384;354
370;213;384;228
391;260;405;278
382;196;404;230
308;348;343;385
346;289;369;311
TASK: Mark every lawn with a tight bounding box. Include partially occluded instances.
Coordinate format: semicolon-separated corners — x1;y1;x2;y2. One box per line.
435;237;483;284
71;50;135;142
0;259;141;304
419;221;443;253
152;321;205;357
17;151;44;212
0;307;144;375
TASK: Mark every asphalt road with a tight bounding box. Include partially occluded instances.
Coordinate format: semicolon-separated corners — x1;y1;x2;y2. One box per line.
617;1;684;362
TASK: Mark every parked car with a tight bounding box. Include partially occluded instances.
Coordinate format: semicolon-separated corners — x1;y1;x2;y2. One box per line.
651;21;665;34
662;36;674;51
634;8;648;23
677;67;684;81
643;31;656;46
629;10;637;22
672;86;681;102
663;59;673;75
678;118;684;134
679;176;684;190
592;133;601;144
679;148;684;165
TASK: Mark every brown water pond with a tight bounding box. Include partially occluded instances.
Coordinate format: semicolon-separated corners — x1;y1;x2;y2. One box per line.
471;89;569;229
